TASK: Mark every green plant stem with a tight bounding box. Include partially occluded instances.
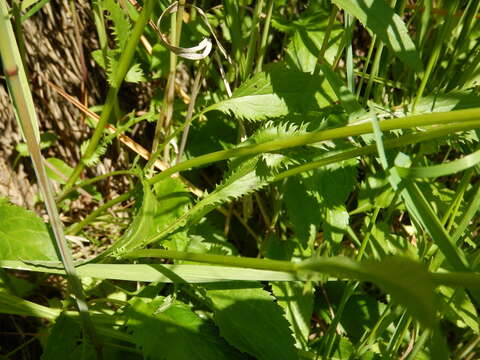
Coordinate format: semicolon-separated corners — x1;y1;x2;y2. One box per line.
242;0;263;79
65;0;155;189
451;181;480;243
149;108;480;185
254;0;274;73
66;192;132;235
152;0;186;162
176;60;205;164
126;249;298;272
72;114;480;235
0;1;101;356
412;1;458;112
317;5;337;66
364;39;384;103
356;34;376;98
57;170;139;202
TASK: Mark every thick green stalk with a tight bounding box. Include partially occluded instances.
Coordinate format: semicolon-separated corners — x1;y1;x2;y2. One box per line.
148;108;480;185
70;115;480;236
126;249;298;273
0;1;101;356
65;0;155;189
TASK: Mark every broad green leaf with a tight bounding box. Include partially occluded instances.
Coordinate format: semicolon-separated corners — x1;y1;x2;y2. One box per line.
206;282;297;360
166;220;238;256
283;177;322;249
144;156;271;244
41;314;95;360
369;222;413;257
125;63;146;83
355;174;396;214
107;56;146;84
102;177;190;258
299;256;438;328
305;158;358;207
438;287;479;333
203;62;338;121
125;297;244;360
45;157;73;184
0;198;58;261
323;205;349;244
332;0;423;72
283;156;357;248
412;91;480;114
271;282;313;349
284;11;342;71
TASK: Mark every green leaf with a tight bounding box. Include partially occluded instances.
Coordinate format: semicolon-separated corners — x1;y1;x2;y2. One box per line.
300;256;438;328
107;56;145;84
331;0;423;72
45;158;73;184
284;11;342;71
15;132;57;157
323;205;349;244
392;154;470;271
125;63;146;83
319;281;384;343
355;174;396;214
206;282;297;360
102;177;190;258
41;314;95;360
166;219;238;256
0;198;58;261
412;91;480;114
0;260;302;283
271;282;313;349
203;62;338;121
103;0;131;50
438;287;479;332
125;297;244;360
283;177;322;249
283;158;357;247
145;156;270;244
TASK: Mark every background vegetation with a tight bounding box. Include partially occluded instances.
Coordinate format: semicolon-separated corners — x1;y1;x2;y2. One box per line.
1;0;480;358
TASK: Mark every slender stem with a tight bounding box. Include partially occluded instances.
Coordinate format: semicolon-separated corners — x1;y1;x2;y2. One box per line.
317;6;337;66
152;0;186;162
57;170;139;202
65;0;155;189
356;34;376;99
176;61;205;163
66;192;132;235
254;0;274;73
412;1;458;112
0;1;102;357
242;0;264;79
